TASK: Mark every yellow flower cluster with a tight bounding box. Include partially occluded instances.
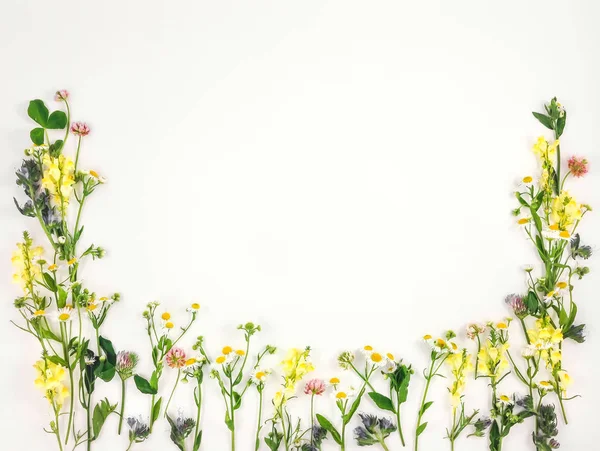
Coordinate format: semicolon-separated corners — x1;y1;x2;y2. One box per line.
526;318;563;368
274;348;314;406
11;239;43;293
446;349;473;407
33;359;69;408
477;341;509;378
532;136;559;163
551;190;582;230
41;153;75;213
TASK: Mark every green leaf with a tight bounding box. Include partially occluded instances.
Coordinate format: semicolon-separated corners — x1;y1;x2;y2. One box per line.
57;287;68;308
316;414;342;445
92;398;117;439
532;112;554;130
556;111;566;137
225;410;234;431
368;392;396;413
99;336;117;365
343;386;365;424
42;272;57;292
46;355;68;367
515;192;529;207
151;397;162;423
134;374;158;395
416;422;428;436
232;391;242;410
94;361;115;382
420;401;433;415
525;291;539;315
30;128;45;145
193;430;203;451
51;139;64;154
39;327;62;342
46;110;67;129
28;100;49;127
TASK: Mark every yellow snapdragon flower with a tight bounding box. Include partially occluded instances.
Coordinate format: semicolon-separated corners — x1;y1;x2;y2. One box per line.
532;136;559;163
41;153;75;213
11;238;43;293
33;359;70;408
281;348;314;386
551;190;582;230
477;342;509;378
446;350;473;407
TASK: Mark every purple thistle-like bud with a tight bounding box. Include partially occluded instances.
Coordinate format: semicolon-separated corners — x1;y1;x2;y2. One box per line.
505;294;527;318
549;438;560;449
116;351;139;380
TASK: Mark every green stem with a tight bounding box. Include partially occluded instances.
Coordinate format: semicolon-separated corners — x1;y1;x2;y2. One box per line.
125;438;134;451
341;421;346;451
254;389;263;451
415;360;436;451
349;362;376;391
195;382;203;449
395;391;406;446
229;373;236;451
74;136;82;172
87;391;92;451
60;323;75;445
380;440;390;451
118;378;126;434
310;394;315;447
164;369;181;418
54;402;64;451
149;394;156;433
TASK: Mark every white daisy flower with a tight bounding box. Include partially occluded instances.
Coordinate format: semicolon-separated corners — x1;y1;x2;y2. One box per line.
361;345;374;357
186;303;201;313
57;306;73;322
251;368;271;385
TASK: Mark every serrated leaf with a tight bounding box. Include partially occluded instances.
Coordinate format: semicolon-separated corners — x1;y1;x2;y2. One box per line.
28;99;49;127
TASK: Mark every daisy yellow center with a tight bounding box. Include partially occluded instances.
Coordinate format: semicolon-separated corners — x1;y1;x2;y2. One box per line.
522;176;533;183
371;353;383;363
222;346;233;355
546;290;555;297
191;303;200;310
540;381;551;387
336;392;347;399
559;230;570;238
216;356;226;364
497;322;507;329
329;377;340;384
436;339;446;348
500;395;510;402
34;309;45;316
87;304;97;311
256;371;266;380
549;224;559;231
386;353;394;360
451;342;458;350
161;312;171;321
165;321;174;329
68;258;77;265
235;350;246;356
363;345;373;351
556;282;567;289
423;334;432;340
89;170;99;178
59;313;70;321
517;218;529;225
48;264;57;271
185;358;197;366
100;297;108;301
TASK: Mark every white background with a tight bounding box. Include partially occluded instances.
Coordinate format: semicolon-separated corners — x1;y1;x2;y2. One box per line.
1;1;599;450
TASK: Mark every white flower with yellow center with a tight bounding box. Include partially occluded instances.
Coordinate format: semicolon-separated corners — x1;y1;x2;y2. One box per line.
381;359;396;374
333;385;356;402
537;380;554;392
361;345;374;357
186;302;201;313
57;307;73;322
498;394;512;405
251;368;271;385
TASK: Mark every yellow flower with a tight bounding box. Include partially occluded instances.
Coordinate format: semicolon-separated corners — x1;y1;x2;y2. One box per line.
329;377;340;385
386;353;395;361
281;348;314;386
557;371;572;391
522;176;533;184
161;312;171;321
551;191;582;230
185;358;197;366
57;307;73;322
222;346;233;355
48;264;58;271
215;356;227;365
41;153;75;213
496;322;508;330
532;136;558;163
33;359;69;407
335;391;347;399
517;218;530;225
67;257;77;266
11;237;43;294
477;341;509;378
370;353;383;363
235;349;246;356
190;303;200;311
165;321;174;329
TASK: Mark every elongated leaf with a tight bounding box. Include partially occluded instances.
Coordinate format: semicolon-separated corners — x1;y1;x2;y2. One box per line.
30;128;45;145
556;111;566;137
225;410;234;431
416;422;428;436
28;99;49;127
532;112;554;130
47;110;67;129
316;414;342;445
193;430;203;451
92;398;117;439
134;374;158;395
39;327;62;342
343;386;365;424
57;287;68;308
99;336;117;365
151;397;162;423
42;272;57;292
46;354;68;367
420;401;434;415
368;392;396;413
